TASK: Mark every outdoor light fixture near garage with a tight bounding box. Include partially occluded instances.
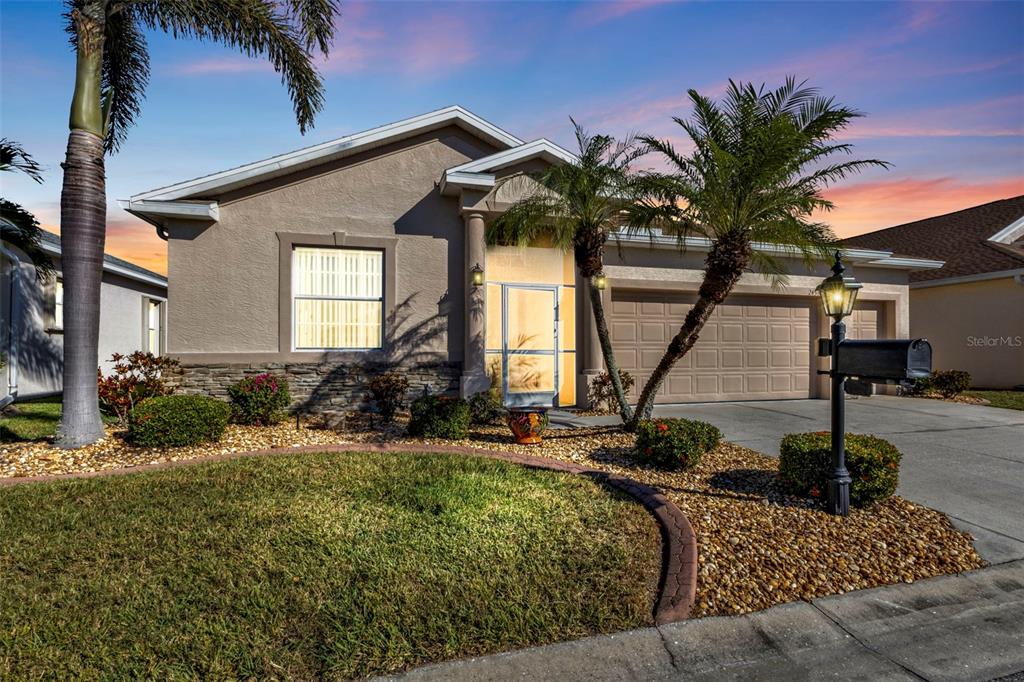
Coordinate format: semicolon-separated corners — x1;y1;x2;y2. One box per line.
816;252;932;517
470;263;484;287
592;272;607;290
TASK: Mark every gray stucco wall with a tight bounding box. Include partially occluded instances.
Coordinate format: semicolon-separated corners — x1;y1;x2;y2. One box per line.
165;126;501;362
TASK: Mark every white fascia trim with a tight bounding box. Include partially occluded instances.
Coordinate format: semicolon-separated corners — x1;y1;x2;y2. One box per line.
611;230;945;270
131;106;523;202
440;171;496;195
447;138;578;174
38;241;168;288
910;268;1024;289
117;199;219;221
988;215;1024;244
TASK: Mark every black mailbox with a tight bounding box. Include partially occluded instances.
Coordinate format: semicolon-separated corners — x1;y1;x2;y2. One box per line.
835;339;932;381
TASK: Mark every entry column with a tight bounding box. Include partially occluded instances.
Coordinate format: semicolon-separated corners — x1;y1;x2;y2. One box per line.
461;212;489;397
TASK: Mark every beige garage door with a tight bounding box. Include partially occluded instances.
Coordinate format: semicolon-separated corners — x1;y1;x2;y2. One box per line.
609;291;814;403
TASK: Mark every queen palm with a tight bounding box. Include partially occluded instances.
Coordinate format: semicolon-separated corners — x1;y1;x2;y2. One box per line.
1;139;54;280
57;0;338;447
486;121;642;422
625;78;888;428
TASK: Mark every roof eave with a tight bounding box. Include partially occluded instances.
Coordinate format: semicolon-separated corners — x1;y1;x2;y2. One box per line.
38;241;167;288
130;106;523;203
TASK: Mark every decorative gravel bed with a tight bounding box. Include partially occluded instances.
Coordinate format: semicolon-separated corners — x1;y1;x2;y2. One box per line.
1;418;983;618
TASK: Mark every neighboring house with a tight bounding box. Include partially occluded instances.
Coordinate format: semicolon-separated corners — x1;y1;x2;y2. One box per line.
121;106;941;409
846;196;1024;390
0;229;168;403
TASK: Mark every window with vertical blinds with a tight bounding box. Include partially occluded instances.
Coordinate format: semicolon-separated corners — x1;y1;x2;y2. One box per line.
293;247;384;350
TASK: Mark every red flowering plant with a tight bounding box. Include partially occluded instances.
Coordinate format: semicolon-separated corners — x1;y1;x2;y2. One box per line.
97;351;180;426
227;373;292;425
634;418;722;470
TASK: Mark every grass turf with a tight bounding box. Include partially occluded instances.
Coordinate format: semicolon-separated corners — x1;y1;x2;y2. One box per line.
0;451;660;679
965;390;1024;411
0;398;62;442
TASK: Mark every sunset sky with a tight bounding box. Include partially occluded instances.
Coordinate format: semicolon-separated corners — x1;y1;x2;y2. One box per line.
2;0;1022;276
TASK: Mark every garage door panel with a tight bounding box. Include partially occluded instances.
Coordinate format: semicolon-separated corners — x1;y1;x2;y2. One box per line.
609;290;813;403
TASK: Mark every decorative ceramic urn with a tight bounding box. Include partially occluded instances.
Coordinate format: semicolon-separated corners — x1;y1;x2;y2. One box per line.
506;408;549;445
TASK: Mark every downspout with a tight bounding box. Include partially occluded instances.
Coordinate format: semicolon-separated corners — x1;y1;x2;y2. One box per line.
0;242;22;408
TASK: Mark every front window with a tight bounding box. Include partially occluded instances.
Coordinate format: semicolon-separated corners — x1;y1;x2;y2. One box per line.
145;299;163;354
53;280;63;329
292;246;383;350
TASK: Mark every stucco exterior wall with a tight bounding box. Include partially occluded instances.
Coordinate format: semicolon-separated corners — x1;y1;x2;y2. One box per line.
166;126;500;363
1;252;166;400
910;277;1024;389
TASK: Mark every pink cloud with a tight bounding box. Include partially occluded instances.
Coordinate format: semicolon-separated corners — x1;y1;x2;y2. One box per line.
39;213;168;276
172;57;273;76
822;176;1024;237
572;0;678;28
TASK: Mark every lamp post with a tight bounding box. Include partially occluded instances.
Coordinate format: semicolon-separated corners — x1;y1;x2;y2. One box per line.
816;252;863;516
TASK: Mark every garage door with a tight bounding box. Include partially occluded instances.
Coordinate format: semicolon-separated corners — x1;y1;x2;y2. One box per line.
609;291;814;403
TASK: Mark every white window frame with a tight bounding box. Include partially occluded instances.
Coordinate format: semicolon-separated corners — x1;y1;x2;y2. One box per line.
144;297;164;355
53;279;63;330
291;246;385;351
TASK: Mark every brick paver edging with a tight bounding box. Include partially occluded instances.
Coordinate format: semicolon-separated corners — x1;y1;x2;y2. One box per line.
0;443;698;623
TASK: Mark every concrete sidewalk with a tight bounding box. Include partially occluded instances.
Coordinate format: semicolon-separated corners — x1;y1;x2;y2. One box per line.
552;396;1024;564
378;560;1024;682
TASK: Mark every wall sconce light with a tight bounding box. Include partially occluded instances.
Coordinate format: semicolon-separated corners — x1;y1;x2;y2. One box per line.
470;263;485;287
592;272;607;290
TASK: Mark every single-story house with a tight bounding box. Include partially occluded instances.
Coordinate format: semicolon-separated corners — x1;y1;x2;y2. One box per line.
121;106;942;409
845;196;1024;390
0;230;168;403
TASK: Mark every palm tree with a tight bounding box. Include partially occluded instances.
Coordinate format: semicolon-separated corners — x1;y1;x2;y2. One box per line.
486;121;642;422
625;78;888;428
1;139;54;280
56;0;338;448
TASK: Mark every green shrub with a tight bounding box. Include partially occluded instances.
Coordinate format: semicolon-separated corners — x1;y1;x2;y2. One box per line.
634;418;721;470
468;390;504;425
128;395;231;447
779;432;901;507
364;372;410;425
587;369;635;413
930;370;971;399
408;395;471;439
227;373;291;425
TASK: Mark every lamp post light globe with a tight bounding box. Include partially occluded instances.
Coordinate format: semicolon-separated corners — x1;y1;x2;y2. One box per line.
818;252;863;517
592;272;607;291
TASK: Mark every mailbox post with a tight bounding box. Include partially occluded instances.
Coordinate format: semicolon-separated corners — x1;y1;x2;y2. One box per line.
816;253;862;517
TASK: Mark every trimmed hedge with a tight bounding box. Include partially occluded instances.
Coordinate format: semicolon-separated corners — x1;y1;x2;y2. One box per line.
779;432;901;507
468;390;504;425
634;418;722;470
407;395;471;439
128;395;231;447
930;370;971;399
228;373;291;425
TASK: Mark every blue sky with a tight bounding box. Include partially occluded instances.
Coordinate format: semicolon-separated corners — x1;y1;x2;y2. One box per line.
2;0;1022;274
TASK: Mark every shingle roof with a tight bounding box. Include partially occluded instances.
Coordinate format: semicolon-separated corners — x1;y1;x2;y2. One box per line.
39;230;167;285
843;196;1024;283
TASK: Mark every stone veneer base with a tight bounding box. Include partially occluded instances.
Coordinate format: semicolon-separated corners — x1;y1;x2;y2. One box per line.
169;362;462;412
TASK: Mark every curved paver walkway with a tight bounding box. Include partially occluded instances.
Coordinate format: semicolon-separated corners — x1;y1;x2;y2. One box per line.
0;442;699;623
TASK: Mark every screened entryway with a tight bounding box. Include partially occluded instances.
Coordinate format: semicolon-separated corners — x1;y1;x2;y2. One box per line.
484;243;577;406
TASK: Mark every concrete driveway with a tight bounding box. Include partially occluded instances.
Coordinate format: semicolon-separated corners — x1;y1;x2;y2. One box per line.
558;396;1024;564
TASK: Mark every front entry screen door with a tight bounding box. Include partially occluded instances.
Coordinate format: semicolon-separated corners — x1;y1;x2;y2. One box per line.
502;285;558;407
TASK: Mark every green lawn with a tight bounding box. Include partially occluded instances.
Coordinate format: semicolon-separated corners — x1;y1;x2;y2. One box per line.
965;390;1024;411
0;398;62;442
0;451;660;679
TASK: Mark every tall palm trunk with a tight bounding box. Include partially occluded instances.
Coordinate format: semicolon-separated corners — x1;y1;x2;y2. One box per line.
587;282;632;421
56;7;106;448
627;232;751;429
577;236;632;422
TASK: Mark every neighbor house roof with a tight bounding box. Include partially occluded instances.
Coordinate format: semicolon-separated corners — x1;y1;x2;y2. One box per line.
38;230;167;288
844;196;1024;284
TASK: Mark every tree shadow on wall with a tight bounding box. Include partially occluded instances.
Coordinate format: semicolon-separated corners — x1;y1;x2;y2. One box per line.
11;266;63;395
297;293;450;413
